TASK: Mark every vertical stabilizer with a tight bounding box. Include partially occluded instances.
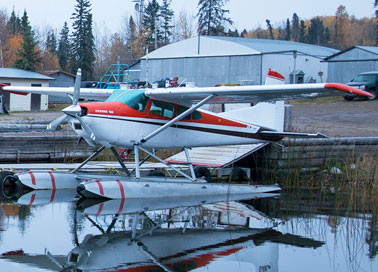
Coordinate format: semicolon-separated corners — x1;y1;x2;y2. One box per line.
219;101;286;131
265;69;285;85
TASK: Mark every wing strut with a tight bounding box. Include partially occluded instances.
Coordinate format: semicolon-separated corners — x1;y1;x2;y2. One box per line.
138;95;215;145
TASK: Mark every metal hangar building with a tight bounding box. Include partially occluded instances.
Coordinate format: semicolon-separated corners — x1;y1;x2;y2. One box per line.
324;46;378;83
132;36;338;87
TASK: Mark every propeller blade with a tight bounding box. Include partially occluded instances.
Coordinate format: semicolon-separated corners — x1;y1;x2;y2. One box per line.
75;114;96;143
73;68;81;106
46;249;65;269
47;115;69;130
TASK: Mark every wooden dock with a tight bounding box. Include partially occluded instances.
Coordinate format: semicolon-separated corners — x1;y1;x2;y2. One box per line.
254;137;378;176
0;133;95;163
0;133;377;180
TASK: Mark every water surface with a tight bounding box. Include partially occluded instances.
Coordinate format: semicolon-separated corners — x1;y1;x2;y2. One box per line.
0;189;376;272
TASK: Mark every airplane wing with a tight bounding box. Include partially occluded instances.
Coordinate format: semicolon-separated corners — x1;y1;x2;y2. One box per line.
0;85;113;100
145;83;373;105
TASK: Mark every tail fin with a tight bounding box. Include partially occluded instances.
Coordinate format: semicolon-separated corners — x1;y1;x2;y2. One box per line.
265;69;285;85
221;69;286;131
219;101;286;131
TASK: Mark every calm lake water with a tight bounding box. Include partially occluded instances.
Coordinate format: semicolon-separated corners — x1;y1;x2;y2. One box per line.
0;189;376;272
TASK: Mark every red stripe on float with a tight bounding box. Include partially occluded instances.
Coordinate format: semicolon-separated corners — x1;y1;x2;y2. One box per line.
28;194;36;206
116;179;125;214
116;179;125;199
96;203;104;216
48;172;56;203
28;172;36;186
95;180;104;196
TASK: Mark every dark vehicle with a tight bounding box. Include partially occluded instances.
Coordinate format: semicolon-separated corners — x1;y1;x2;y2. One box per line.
344;71;378;101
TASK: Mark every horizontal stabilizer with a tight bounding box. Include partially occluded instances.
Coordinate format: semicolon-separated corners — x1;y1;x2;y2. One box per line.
259;131;327;138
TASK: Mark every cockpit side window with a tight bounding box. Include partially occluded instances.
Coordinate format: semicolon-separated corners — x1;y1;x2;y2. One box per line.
106;90;148;112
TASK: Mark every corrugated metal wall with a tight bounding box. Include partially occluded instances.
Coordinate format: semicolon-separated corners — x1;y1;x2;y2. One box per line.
48;73;75;103
137;53;327;87
140;55;262;87
327;47;378;83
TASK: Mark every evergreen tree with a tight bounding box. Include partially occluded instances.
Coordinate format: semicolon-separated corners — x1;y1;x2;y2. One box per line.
299;20;306;43
266;19;274;39
142;0;161;49
285;18;291;40
240;29;247;38
197;0;233;36
46;30;57;54
13;10;41;71
226;29;239;37
57;22;71;72
307;17;325;45
160;0;174;45
70;0;95;80
128;16;137;43
7;10;21;34
292;13;300;42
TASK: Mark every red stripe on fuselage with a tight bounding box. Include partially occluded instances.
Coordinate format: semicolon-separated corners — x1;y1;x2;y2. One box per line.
81;100;248;128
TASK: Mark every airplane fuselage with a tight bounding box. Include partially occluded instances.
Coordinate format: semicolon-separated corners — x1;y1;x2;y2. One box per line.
72;90;279;149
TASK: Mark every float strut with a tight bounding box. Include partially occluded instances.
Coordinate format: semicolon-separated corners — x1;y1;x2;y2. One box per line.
72;145;105;173
138;146;194;181
110;146;130;176
134;145;141;178
184;147;196;180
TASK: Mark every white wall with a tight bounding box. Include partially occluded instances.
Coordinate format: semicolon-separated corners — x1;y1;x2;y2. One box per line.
2;79;49;112
262;53;328;83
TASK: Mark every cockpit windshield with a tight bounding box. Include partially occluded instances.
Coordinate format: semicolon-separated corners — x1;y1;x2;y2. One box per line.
106;90;149;112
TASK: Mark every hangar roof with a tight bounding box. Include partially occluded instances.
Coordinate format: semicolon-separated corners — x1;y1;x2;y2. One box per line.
0;68;53;80
324;45;378;61
143;36;338;59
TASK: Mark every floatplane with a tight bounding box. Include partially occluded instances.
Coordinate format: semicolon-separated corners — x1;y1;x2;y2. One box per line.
0;69;372;199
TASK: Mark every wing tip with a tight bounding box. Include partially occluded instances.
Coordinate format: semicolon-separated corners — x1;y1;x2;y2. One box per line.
324;83;373;97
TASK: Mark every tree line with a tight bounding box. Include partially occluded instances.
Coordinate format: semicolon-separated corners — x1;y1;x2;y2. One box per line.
243;5;376;50
0;0;376;81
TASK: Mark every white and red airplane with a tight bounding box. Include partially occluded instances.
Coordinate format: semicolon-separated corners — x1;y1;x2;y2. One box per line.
0;68;373;182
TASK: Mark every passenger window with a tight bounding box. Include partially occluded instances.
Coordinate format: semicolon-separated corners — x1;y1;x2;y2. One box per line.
192;111;202;120
176;105;191;120
150;101;174;118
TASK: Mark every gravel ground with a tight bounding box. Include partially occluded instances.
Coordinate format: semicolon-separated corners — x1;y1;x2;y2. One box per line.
290;97;378;137
1;98;377;137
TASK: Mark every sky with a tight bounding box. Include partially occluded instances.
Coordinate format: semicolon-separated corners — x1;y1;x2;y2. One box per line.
0;0;376;34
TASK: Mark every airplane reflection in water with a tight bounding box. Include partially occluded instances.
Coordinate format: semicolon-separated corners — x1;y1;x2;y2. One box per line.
1;191;323;272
